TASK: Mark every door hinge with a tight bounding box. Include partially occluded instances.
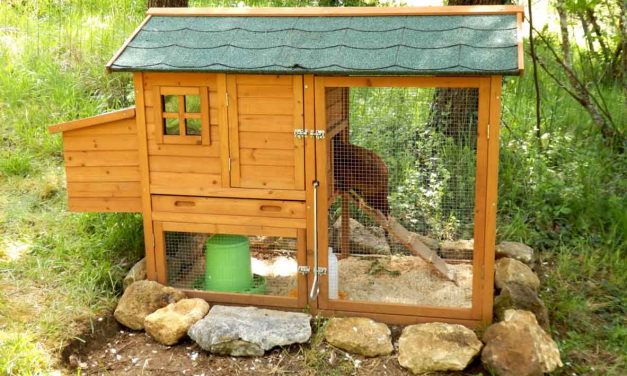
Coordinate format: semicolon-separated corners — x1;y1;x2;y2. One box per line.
294;129;308;139
298;266;310;275
315;267;327;275
310;130;326;139
225;92;229;107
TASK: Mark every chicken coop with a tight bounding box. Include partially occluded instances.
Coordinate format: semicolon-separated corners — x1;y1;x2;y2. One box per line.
49;6;523;326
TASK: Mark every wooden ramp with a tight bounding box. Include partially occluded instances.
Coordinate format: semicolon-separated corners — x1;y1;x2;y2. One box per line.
347;194;456;283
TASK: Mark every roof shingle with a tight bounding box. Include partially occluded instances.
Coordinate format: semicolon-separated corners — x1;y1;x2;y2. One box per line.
109;14;520;75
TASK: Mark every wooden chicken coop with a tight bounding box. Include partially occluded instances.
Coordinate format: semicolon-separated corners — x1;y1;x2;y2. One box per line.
49;6;524;326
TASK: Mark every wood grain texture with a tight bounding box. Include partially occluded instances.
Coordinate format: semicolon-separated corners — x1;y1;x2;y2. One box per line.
49;107;135;134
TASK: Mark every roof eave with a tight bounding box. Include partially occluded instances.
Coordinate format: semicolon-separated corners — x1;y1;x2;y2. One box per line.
145;5;524;17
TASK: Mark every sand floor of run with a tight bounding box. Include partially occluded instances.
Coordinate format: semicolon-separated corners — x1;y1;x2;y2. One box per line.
258;254;472;307
337;255;472;308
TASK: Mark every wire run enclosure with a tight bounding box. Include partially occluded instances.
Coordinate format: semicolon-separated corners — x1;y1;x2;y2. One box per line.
314;76;502;326
49;6;522;327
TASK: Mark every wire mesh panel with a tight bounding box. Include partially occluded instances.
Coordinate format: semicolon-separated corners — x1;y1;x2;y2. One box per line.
326;86;478;308
165;231;298;297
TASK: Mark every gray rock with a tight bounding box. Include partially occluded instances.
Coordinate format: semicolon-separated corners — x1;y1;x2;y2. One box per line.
123;258;146;290
495;258;540;291
188;305;311;356
323;317;393;357
482;309;562;376
496;241;534;264
332;217;390;255
398;322;482;374
494;282;549;330
144;298;209;345
114;280;186;330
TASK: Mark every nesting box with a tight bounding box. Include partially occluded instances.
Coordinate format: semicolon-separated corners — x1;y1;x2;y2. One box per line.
49;6;524;326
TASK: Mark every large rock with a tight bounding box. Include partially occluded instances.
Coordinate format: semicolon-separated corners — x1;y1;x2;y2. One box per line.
114;280;186;330
123;258;146;290
398;322;482;374
495;258;540;291
439;239;474;260
188;305;311;356
323;317;393;357
144;298;209;345
496;241;534;264
494;282;549;330
482;309;562;376
332;218;390;255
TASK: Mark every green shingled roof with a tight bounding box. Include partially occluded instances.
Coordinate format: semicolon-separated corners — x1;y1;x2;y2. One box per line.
108;13;521;75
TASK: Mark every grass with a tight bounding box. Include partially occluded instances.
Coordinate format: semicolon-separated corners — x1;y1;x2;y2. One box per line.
0;1;625;375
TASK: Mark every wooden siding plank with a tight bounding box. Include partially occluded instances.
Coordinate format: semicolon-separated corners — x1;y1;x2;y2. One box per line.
67;182;142;198
238;97;294;115
239;131;294;150
232;74;293;86
239;165;295;189
150;171;221;190
149;155;221;174
147;142;220;157
64;118;136;137
68;197;142;212
238;115;293;133
142;72;218;87
63;134;138;151
240;149;294;166
66;166;140;182
237;84;294;98
64;151;139;167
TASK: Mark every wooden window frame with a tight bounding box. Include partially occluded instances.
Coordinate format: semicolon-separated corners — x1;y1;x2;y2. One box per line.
155;86;210;145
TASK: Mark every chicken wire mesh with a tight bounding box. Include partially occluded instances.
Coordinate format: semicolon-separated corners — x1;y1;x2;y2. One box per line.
326;86;478;308
165;231;298;297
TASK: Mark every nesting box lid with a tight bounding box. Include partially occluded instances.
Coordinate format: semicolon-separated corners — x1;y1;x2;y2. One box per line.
107;6;524;76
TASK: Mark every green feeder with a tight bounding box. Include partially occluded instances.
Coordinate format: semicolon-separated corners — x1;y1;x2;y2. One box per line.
204;234;252;292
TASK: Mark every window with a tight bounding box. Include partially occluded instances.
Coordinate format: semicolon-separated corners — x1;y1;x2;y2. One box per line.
156;86;210;145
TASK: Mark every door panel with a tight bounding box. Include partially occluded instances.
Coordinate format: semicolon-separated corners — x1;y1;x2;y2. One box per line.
228;75;305;191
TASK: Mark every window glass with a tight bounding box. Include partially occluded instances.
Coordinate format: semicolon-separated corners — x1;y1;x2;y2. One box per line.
185;95;201;113
164;118;179;135
163;95;178;113
186;119;202;136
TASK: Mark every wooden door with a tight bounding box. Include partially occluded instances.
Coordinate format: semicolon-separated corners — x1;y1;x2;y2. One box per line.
227;75;305;191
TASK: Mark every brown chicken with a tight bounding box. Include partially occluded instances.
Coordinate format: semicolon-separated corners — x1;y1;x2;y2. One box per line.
332;138;390;217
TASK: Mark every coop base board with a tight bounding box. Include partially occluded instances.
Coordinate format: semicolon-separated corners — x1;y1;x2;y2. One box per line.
170;287;486;327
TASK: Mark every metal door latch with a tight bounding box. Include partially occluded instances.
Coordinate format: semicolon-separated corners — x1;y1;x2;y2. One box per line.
294;129;308;139
310;130;326;139
315;267;327;275
297;266;310;275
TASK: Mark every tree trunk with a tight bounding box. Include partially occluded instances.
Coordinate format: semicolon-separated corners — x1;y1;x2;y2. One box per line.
148;0;188;7
426;0;509;146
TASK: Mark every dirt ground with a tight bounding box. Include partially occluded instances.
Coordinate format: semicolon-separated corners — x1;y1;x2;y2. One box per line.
61;314;487;376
